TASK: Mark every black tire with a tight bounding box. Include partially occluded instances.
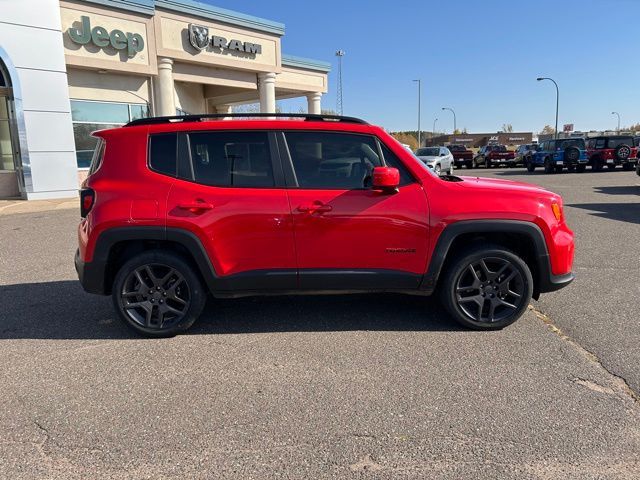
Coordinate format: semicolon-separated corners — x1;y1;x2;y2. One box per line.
465;161;473;169
576;164;586;173
544;157;554;174
555;165;564;173
567;164;576;172
486;159;492;169
622;162;634;171
607;163;616;170
592;157;603;172
112;251;206;337
564;146;580;163
526;159;536;172
439;244;533;330
615;144;631;161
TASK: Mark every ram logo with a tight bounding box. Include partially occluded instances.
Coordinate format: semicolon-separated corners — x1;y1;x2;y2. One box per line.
188;24;210;51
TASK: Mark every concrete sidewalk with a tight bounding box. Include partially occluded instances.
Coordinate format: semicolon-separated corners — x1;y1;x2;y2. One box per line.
0;197;77;216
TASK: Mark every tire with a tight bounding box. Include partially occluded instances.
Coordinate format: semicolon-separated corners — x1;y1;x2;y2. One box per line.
486;159;492;169
607;163;616;170
592;157;603;172
567;164;575;172
615;144;631;161
112;251;206;337
434;163;441;175
544;157;554;174
555;165;564;173
622;162;634;171
576;164;586;173
526;159;536;172
448;164;455;175
439;244;533;330
465;161;473;169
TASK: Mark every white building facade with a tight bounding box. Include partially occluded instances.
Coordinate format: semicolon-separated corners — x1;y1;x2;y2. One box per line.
0;0;330;199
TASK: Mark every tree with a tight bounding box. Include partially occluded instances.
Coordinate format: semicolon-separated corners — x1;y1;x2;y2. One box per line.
390;132;418;151
540;125;556;135
501;124;513;133
622;123;640;133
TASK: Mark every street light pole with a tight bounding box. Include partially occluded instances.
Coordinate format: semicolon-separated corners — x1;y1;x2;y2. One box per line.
412;79;421;147
537;77;559;139
441;107;456;134
612;111;620;133
433;118;438;139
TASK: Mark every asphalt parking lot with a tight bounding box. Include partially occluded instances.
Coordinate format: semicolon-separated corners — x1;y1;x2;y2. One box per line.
1;169;639;479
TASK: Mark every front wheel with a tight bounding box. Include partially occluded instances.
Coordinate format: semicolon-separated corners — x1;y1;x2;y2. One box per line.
439;245;533;330
434;164;442;175
544;158;554;174
465;161;473;169
607;163;616;170
526;160;536;172
112;251;206;337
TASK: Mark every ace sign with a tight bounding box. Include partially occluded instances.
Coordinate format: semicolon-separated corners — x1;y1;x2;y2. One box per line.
68;16;145;58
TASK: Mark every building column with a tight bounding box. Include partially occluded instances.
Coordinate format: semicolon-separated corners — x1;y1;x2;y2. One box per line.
215;104;232;114
258;72;276;113
306;92;322;115
157;58;175;116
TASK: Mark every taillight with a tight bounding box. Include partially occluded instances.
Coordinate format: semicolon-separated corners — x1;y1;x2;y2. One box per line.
80;188;95;218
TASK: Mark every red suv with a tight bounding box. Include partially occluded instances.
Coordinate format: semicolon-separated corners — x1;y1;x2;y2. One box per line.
586;135;637;171
75;114;575;337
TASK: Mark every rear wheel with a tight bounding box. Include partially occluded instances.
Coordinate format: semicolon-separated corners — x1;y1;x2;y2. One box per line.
526;159;536;172
592;157;603;172
623;162;634;171
465;161;473;169
567;164;576;172
544;157;554;174
607;163;616;170
439;245;533;330
555;165;564;173
112;251;206;337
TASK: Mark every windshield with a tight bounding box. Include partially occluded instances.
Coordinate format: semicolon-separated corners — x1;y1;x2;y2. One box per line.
558;139;585;149
416;148;439;156
607;137;633;148
448;145;464;151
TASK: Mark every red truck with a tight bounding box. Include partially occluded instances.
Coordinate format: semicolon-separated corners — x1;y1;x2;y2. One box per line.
448;144;474;169
473;145;516;168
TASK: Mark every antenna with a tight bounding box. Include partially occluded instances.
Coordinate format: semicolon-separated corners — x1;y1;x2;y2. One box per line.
335;50;345;115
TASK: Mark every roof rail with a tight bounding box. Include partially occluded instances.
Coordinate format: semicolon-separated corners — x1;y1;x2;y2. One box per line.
125;113;368;127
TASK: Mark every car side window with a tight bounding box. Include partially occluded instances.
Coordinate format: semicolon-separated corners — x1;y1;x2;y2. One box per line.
186;131;274;188
595;139;606;149
379;143;414;186
149;133;177;177
284;131;383;189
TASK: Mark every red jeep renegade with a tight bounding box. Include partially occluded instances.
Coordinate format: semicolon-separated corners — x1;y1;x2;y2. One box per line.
75;114;574;337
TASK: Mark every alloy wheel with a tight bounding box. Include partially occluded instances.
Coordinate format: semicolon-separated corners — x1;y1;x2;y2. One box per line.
455;257;525;323
120;264;191;330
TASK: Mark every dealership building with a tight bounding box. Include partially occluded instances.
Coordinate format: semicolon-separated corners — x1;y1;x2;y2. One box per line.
426;132;534;148
0;0;330;199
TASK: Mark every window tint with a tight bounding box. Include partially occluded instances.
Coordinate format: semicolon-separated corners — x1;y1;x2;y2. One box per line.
149;133;177;176
285;132;383;189
595;138;606;149
607;137;633;149
188;131;274;188
88;138;105;175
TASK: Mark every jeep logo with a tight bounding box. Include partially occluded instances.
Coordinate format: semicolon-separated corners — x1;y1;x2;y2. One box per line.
188;23;262;55
68;16;145;58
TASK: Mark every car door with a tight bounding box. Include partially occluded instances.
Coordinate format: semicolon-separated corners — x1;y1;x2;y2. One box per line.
165;130;297;291
279;130;430;290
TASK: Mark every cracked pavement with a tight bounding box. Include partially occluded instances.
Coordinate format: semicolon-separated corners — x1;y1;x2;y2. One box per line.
0;169;639;478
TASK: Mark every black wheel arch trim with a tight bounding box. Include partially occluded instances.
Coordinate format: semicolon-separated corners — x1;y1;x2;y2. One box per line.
420;220;574;297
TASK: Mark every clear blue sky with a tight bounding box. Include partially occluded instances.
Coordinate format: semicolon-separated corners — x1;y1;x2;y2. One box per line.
204;0;639;133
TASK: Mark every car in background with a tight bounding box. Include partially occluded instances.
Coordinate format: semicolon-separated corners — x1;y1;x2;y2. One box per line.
447;144;474;169
514;144;539;168
586;135;637;171
529;138;588;173
414;146;454;175
472;145;515;168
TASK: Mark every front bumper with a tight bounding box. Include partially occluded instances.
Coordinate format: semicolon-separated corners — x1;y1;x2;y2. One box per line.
75;249;108;295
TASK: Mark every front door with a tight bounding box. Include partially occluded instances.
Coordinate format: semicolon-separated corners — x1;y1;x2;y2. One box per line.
165;130;297;291
0;87;23;196
280;131;430;290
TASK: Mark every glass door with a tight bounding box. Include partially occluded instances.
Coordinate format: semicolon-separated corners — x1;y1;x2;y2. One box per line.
0;88;15;172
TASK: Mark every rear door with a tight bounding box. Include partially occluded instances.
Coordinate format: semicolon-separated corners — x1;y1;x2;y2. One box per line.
280;130;430;290
165;130;297;291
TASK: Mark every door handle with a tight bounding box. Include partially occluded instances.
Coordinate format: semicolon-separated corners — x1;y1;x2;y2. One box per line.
177;201;214;211
296;203;332;213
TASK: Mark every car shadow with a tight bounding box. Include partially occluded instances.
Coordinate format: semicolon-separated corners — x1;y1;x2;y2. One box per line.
0;281;461;340
567;202;640;225
594;185;639;196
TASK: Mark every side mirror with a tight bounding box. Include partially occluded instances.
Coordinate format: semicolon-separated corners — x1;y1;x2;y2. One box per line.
440;153;446;156
372;166;400;191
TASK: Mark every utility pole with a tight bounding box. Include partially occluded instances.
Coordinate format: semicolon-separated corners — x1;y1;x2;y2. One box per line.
612;111;620;133
441;107;456;134
335;50;345;115
412;79;422;147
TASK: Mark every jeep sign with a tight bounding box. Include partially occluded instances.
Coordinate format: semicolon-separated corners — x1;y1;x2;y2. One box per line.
68;16;144;58
188;24;262;55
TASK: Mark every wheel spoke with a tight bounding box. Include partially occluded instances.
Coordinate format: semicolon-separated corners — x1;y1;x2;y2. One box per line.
124;300;150;310
493;262;510;281
478;260;491;279
458;294;484;307
134;270;150;289
144;266;160;287
498;299;518;310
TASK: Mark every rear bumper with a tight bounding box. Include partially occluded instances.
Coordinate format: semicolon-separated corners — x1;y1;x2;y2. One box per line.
75;249;108;295
537;265;575;294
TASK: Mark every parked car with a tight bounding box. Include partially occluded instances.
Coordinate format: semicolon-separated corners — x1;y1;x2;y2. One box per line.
472;145;515;168
514;144;539;168
75;113;574;337
447;144;474;169
414;146;454;175
586;135;637;171
528;138;588;173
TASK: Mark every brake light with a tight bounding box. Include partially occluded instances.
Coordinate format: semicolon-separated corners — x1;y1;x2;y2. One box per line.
80;188;95;218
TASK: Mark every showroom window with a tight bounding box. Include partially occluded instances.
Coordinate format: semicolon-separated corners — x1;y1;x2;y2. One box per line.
71;100;149;168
